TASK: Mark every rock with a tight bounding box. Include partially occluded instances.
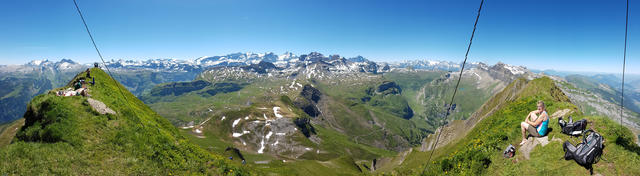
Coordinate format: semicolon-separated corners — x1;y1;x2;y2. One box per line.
294;84;322;117
551;136;563;142
536;136;550;146
518;136;559;160
376;81;402;95
87;98;116;115
518;137;540;160
551;109;573;119
293;117;316;138
300;84;321;103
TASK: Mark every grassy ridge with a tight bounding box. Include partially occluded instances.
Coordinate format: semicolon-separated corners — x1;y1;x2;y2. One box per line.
392;77;640;175
0;68;246;175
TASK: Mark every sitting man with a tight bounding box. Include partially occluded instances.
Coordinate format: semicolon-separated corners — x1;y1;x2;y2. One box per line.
519;100;549;145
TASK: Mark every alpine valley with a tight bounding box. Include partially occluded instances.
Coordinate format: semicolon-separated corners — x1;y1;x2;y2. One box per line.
1;52;639;175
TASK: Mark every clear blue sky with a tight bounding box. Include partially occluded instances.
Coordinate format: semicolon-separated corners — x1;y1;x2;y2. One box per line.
0;0;637;74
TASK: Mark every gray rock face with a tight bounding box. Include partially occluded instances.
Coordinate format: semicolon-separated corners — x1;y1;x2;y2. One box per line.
294;85;322;117
300;85;321;103
87;98;116;115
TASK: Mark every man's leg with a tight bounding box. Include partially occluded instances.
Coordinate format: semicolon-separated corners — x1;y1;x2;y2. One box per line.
520;122;529;145
529;112;538;122
527;125;541;137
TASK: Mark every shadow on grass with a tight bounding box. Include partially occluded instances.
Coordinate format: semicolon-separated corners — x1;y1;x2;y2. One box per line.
616;136;640;156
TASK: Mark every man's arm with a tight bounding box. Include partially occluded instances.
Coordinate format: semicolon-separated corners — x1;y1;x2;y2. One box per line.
529;113;547;126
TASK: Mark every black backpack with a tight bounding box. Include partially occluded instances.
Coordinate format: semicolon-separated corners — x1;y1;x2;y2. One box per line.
559;116;587;136
562;130;604;167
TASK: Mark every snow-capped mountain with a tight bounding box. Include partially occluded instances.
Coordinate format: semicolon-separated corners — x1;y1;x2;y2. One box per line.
5;52;538;84
6;53;537;82
196;52;390;82
104;58;201;72
387;59;533;81
471;62;534;82
0;59;87;73
387;60;479;71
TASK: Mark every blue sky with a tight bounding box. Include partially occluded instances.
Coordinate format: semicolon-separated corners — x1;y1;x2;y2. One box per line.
0;0;637;74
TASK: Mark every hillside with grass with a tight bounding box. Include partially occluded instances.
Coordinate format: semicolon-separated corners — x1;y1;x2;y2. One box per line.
391;77;640;175
0;68;245;175
133;66;515;175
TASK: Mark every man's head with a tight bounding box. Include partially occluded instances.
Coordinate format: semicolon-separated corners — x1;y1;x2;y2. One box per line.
537;100;546;111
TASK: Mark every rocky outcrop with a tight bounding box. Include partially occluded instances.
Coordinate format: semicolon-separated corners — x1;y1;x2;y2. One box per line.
376;81;402;95
300;85;321;103
87;98;116;115
294;117;316;138
294;84;322;117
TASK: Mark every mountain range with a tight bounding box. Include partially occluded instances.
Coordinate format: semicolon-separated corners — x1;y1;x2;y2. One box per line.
1;52;639;175
0;52;483;124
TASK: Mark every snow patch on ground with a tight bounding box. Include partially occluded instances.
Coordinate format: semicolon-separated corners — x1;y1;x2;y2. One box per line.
266;131;273;140
232;131;251;137
273;107;283;118
258;137;266;154
289;80;296;89
232;118;241;128
199;117;212;126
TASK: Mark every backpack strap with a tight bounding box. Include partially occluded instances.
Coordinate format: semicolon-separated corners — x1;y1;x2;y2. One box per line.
582;129;594;143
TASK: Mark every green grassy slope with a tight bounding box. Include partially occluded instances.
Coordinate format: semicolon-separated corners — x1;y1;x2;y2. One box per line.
180;100;396;175
393;77;640;175
385;71;496;131
136;70;502;175
0;118;24;148
0;68;246;175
